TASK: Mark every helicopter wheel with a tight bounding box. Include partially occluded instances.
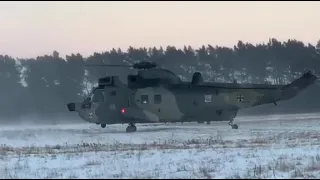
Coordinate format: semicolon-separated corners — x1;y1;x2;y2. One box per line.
228;119;238;129
126;123;137;133
101;124;106;128
231;124;238;129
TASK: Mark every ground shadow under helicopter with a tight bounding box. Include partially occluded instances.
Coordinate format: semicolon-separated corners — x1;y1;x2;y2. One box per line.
81;126;185;135
84;122;222;134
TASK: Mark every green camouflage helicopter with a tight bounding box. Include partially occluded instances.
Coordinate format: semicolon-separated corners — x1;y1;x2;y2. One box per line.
67;61;318;132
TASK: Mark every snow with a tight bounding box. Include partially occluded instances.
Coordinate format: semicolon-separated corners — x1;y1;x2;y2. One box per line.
0;113;320;178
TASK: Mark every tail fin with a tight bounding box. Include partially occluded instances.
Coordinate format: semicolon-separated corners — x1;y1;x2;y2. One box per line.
280;71;318;101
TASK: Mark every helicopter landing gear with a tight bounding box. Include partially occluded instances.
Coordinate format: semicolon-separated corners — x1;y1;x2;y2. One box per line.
126;123;137;133
101;124;106;128
228;119;238;129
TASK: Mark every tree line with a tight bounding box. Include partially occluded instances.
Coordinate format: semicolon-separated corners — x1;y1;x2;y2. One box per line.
1;38;320;121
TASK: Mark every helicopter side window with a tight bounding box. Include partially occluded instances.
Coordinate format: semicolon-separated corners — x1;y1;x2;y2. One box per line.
154;95;162;104
141;95;149;104
93;91;105;102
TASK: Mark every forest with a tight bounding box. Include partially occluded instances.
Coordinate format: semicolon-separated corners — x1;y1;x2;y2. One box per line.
1;38;320;122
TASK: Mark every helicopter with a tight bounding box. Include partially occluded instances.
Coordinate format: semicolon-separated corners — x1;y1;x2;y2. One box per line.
67;61;318;133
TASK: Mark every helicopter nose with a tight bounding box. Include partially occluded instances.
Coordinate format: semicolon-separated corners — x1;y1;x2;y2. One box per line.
67;103;76;112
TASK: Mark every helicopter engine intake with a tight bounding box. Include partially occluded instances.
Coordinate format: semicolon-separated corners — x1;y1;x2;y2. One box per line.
98;76;114;87
67;103;75;111
191;72;203;85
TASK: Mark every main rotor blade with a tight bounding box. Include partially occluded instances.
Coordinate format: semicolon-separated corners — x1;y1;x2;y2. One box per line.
85;64;133;68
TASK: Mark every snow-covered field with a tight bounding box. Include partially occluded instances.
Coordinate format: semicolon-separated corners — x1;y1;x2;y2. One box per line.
1;113;320;178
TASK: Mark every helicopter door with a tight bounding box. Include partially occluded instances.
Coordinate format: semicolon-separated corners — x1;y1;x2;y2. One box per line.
105;88;128;123
92;90;104;109
135;87;183;122
153;94;162;113
138;93;165;121
150;90;183;121
93;88;128;124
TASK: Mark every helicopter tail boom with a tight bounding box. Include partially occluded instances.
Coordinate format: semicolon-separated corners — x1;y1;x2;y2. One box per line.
279;71;318;101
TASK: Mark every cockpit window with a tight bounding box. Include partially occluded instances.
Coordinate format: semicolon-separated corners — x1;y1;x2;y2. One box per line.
83;97;91;104
82;94;93;109
93;91;105;102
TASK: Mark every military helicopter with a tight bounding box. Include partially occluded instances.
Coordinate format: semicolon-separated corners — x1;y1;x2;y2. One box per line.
67;61;318;133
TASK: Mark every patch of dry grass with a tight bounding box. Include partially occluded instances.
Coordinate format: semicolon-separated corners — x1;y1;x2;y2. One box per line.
1;130;320;179
1;146;320;179
84;159;102;166
0;131;319;158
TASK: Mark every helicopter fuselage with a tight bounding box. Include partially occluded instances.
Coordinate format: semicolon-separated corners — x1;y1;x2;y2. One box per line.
67;68;318;131
68;85;241;125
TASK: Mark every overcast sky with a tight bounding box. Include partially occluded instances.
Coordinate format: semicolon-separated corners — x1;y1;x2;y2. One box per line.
0;1;319;58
